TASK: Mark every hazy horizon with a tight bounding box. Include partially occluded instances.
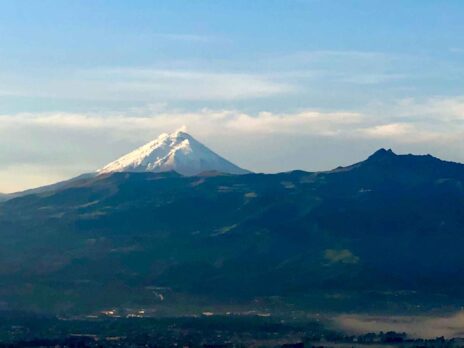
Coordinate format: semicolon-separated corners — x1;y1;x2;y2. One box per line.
0;130;456;194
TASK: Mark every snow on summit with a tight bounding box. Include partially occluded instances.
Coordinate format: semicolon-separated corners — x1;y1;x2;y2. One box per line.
98;130;250;176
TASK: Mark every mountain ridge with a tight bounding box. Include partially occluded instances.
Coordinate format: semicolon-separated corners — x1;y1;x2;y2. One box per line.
6;146;462;200
1;148;464;314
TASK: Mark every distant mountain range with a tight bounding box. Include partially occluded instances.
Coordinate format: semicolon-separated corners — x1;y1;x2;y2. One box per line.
1;133;464;315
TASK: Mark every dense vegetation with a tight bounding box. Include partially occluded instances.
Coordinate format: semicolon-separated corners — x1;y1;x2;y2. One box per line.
1;149;464;314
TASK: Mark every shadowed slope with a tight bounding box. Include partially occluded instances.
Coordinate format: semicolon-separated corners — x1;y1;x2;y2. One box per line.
1;150;463;314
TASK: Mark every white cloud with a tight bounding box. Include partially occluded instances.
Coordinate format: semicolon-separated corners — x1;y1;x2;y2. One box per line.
0;109;364;139
0;96;463;192
395;96;464;121
0;68;294;102
224;110;362;135
362;123;412;137
359;122;446;144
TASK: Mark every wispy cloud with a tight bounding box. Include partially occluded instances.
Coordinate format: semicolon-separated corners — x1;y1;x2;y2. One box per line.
282;50;397;63
340;73;406;85
89;68;295;100
5;95;462;138
260;50;412;88
1;95;464;192
0;109;363;137
153;33;215;43
361;123;417;138
0;68;294;102
1;96;463;147
394;96;464;121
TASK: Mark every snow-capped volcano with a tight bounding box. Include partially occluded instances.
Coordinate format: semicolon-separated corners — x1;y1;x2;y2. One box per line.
98;130;250;176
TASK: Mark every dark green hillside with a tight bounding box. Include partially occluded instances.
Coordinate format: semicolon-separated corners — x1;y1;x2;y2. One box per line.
1;150;464;314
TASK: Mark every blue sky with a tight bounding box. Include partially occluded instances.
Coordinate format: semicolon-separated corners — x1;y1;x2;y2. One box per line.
0;0;463;192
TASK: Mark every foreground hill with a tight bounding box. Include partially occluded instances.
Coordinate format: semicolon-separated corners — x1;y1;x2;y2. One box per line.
1;149;464;314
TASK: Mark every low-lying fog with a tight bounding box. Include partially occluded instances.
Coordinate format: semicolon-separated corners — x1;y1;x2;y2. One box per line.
334;311;464;339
